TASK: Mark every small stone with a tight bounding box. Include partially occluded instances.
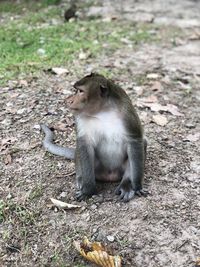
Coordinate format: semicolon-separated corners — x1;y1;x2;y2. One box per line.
86;216;91;222
185;123;195;129
79;52;87;60
59;192;67;198
6;193;13;199
37;48;46;56
106;235;115;242
33;124;41;130
91;204;97;210
17;108;26;114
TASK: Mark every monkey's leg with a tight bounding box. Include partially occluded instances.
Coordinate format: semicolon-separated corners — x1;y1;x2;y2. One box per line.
115;140;147;202
144;137;147;161
75;137;96;201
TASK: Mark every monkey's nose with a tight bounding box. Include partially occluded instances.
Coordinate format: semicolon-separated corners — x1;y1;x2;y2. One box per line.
65;96;74;105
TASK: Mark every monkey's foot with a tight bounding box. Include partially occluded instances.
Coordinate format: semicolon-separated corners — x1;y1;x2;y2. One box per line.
115;186;148;202
75;191;87;201
135;189;148;197
75;189;97;201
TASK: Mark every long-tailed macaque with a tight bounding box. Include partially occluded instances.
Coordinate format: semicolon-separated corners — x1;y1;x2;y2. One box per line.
41;73;147;202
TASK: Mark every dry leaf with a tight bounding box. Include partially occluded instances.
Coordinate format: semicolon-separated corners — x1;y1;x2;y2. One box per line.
4;154;12;165
146;73;160;79
184;133;200;142
133;86;143;96
50;198;81;209
189;30;200;40
137;101;184;116
152;114;168;126
165;104;184;116
19;80;28;87
6;107;18;114
10;93;20;99
142;95;158;103
195;258;200;266
1;137;17;151
74;237;122;267
51;67;69;76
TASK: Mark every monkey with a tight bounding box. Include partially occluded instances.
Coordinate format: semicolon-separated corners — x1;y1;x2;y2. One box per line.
41;73;147;202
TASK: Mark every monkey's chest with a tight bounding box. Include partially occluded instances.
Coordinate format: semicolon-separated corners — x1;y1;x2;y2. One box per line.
96;136;126;168
77;111;127;168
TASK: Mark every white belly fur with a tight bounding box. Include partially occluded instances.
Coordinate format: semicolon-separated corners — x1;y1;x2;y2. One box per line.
76;110;127;169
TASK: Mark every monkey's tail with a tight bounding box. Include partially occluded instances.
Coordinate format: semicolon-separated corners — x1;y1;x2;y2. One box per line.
40;124;75;160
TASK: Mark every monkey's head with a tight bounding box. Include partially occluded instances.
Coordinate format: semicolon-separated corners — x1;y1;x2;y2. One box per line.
67;73;109;115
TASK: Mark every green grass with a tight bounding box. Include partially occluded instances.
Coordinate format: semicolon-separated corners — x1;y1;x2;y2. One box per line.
0;1;157;85
0;0;61;13
0;199;38;225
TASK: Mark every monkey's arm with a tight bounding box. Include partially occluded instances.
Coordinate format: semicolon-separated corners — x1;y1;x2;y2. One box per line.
116;139;146;202
40;124;75;160
128;140;145;191
75;137;96;201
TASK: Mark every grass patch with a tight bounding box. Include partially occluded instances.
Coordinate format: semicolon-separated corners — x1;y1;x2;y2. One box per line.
0;1;158;85
0;199;38;225
0;0;61;14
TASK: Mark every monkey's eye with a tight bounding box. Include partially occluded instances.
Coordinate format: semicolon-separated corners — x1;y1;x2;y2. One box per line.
77;89;84;94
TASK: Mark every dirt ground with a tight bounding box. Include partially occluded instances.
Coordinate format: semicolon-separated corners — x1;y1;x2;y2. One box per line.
1;0;200;266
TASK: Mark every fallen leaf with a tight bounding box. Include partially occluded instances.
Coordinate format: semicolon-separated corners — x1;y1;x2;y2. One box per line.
166;104;184;116
1;137;17;151
5;154;12;165
133;86;143;96
19;80;28;87
142;95;158;103
6;107;18;114
74;237;122;267
195;258;200;267
50;198;81;209
51;67;69;76
146;73;160;79
10;93;20;99
152;114;168;126
189;30;200;40
137;101;184;116
184;133;200;142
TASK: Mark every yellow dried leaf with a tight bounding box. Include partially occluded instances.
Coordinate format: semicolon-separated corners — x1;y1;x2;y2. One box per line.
74;237;122;267
50;198;81;209
195;258;200;266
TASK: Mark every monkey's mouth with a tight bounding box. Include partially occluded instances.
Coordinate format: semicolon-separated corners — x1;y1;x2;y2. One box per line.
69;107;80;114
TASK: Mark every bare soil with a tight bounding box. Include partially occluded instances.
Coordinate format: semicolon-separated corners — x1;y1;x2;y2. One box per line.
0;0;200;266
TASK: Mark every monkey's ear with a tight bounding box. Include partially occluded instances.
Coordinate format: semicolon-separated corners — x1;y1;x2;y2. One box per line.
100;85;108;97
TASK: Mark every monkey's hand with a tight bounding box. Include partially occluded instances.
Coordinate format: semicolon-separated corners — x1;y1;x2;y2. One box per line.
115;178;148;202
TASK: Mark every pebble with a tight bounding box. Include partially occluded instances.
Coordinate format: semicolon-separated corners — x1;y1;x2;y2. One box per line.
37;48;46;56
106;235;115;242
91;204;97;210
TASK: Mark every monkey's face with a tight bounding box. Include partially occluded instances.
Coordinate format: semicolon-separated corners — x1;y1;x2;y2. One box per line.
67;86;88;113
67;76;107;115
